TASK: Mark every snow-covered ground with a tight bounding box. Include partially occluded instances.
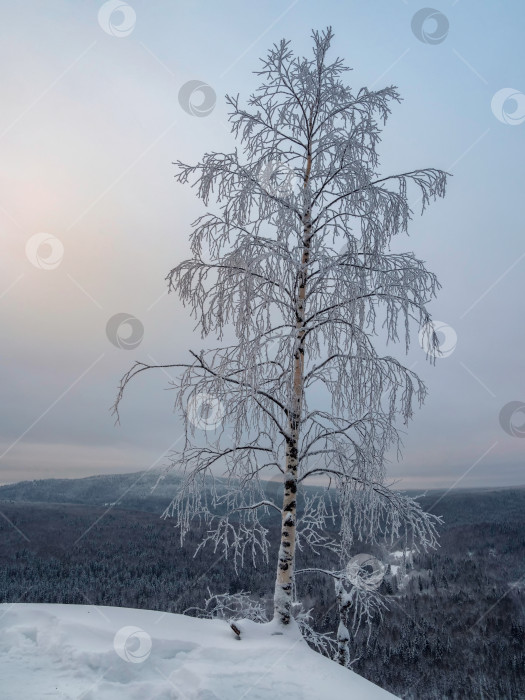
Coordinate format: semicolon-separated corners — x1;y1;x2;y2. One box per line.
0;603;397;699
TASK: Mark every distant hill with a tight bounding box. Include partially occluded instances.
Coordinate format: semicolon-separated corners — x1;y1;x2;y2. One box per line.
1;471;524;526
414;485;525;527
0;470;181;514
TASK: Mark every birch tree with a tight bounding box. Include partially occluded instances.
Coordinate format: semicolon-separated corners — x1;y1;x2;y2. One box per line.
114;28;448;628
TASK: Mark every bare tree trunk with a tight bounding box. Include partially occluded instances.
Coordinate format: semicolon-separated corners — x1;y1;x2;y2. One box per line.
336;620;351;667
273;149;313;625
273;416;300;625
272;249;307;624
335;579;351;666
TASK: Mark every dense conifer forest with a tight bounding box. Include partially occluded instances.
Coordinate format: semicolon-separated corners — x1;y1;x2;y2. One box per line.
1;473;523;698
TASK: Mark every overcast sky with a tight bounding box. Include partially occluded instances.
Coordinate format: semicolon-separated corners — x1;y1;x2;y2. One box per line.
1;0;524;489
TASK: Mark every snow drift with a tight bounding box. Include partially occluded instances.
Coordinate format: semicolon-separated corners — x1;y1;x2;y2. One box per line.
0;603;397;699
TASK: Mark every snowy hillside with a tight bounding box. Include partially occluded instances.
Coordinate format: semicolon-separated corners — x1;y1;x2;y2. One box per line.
0;604;397;699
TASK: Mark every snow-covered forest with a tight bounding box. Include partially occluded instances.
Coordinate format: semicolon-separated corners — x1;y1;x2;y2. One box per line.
1;474;524;698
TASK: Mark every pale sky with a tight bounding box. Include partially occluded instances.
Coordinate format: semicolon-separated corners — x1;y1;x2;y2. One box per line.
1;0;524;488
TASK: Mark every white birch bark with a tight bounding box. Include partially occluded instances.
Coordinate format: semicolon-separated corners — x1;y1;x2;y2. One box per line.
274;158;312;622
